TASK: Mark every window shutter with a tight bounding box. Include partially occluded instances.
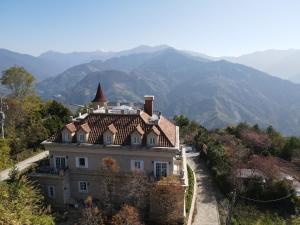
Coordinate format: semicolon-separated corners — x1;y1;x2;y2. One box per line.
130;160;134;171
85;157;88;168
75;157;79;168
140;160;144;171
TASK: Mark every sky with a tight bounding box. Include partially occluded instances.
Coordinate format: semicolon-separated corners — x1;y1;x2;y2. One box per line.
1;0;300;56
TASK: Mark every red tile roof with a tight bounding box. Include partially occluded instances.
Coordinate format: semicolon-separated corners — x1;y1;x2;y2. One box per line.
48;112;177;147
106;124;117;134
64;123;77;133
79;123;91;133
134;124;145;135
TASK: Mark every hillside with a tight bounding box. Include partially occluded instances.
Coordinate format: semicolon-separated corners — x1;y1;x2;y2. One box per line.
223;49;300;83
37;48;300;136
0;48;66;80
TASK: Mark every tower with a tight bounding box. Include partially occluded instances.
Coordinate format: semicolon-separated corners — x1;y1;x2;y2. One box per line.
92;82;108;107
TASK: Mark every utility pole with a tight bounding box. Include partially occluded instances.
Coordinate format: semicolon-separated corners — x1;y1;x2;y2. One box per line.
226;188;237;225
0;96;8;139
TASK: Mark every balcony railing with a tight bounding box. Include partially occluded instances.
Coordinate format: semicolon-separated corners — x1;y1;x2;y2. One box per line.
32;166;68;176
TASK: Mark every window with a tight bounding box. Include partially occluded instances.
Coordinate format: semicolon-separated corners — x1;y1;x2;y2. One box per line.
135;161;141;169
54;156;67;170
132;135;141;145
148;137;155;145
47;185;55;198
131;160;144;172
63;132;70;142
78;181;88;192
106;134;112;144
79;134;85;142
154;162;168;178
76;157;88;168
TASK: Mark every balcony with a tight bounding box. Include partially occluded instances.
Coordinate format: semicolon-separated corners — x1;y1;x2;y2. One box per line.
30;165;68;178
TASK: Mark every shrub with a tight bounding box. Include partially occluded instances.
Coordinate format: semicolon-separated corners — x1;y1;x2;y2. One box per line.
185;164;194;214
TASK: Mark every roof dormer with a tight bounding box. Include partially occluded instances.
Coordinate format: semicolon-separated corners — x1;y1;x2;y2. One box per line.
147;126;160;147
103;124;117;145
131;125;144;146
62;122;76;143
77;123;91;143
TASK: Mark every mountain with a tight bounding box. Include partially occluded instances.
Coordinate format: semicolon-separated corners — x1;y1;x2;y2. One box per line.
37;48;300;136
223;49;300;82
0;48;67;80
38;45;170;73
0;45;170;81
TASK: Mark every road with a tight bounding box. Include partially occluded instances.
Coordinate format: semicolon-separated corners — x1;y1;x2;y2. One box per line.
186;151;220;225
0;150;49;181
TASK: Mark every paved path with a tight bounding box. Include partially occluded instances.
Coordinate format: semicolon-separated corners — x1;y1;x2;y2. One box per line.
187;152;220;225
0;151;49;181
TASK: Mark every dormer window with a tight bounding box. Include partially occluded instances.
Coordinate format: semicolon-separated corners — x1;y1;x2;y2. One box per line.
106;135;112;144
79;134;85;142
131;125;144;146
147;126;160;147
64;132;71;142
76;123;91;143
133;136;139;144
62;122;77;143
149;137;155;145
103;124;117;145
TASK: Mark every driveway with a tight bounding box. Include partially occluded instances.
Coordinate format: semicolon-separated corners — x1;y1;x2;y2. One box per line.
0;150;49;181
187;152;220;225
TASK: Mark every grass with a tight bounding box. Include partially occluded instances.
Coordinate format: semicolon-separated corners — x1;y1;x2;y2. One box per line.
185;164;195;214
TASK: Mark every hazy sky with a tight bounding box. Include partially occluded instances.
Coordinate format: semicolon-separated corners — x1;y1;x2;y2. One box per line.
1;0;300;56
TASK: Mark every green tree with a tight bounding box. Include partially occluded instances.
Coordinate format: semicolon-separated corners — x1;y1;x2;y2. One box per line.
1;66;35;98
173;114;189;128
281;137;300;161
0;170;54;225
0;139;12;170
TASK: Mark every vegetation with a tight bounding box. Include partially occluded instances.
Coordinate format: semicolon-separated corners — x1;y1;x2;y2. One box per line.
176;115;300;224
111;204;144;225
2;66;35;98
0;66;71;169
0;168;54;225
185;164;194;214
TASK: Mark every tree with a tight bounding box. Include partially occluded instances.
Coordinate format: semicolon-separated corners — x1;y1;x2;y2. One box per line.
101;157;119;216
173;114;189;128
1;66;35;98
150;176;185;225
111;204;144;225
0;170;54;225
78;196;104;225
281;137;300;161
121;173;150;213
0;138;11;170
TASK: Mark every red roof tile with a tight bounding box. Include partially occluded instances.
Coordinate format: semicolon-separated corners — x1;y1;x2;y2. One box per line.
79;123;91;133
48;112;177;147
64;123;77;133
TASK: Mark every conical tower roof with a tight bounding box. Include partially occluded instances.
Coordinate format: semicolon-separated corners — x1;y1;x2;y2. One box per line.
92;82;108;103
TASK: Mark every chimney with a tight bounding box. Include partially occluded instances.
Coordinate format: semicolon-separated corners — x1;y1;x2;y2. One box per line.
144;95;154;116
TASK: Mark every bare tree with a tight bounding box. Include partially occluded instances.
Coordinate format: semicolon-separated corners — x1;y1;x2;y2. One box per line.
150;176;184;225
101;157;119;216
111;204;144;225
78;196;104;225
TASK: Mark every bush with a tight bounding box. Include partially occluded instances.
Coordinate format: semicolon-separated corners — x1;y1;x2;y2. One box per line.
186;164;194;214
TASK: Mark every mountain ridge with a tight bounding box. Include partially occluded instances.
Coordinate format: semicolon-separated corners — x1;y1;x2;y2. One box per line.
37;48;300;136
